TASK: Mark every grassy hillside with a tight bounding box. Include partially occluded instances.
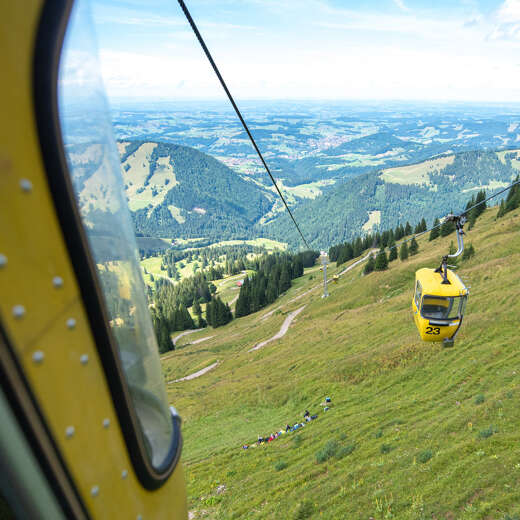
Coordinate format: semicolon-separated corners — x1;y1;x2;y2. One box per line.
165;205;520;519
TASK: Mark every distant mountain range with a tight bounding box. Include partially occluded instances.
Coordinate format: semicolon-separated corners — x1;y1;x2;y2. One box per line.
67;138;520;250
265;148;520;248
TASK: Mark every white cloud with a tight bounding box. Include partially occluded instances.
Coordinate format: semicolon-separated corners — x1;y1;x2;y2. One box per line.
393;0;410;12
89;0;520;102
497;0;520;21
487;0;520;41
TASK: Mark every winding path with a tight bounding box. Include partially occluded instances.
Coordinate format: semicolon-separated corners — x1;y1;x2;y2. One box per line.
173;328;203;345
168;361;220;383
249;305;306;352
338;249;376;276
190;335;214;345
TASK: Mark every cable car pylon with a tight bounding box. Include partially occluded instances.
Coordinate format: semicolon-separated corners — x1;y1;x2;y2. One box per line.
319;251;329;298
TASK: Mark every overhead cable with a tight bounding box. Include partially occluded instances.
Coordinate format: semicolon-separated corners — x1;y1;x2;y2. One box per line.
177;0;311;250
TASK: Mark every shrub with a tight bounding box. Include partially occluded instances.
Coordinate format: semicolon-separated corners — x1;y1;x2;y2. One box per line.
336;443;356;459
478;425;496;439
462;243;475;260
274;460;288;471
203;495;222;506
475;394;485;405
292;434;302;446
417;449;433;463
380;443;392;454
316;440;339;463
293;500;314;519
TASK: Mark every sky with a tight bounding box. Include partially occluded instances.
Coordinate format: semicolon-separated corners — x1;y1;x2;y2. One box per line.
82;0;520;102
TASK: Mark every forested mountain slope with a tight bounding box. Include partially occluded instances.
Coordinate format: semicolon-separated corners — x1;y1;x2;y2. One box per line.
118;141;273;240
68;140;274;241
265;148;520;248
166;205;520;519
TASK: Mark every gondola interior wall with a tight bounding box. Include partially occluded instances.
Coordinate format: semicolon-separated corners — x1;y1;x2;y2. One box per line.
0;1;188;518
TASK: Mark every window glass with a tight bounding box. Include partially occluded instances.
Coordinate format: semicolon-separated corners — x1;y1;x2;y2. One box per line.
414;281;422;308
421;295;464;321
57;0;174;470
459;295;468;317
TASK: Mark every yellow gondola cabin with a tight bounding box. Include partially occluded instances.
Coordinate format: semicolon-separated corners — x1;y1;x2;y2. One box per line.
412;267;469;347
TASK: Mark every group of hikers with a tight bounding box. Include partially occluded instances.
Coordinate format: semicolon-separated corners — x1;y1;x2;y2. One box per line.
241;397;332;450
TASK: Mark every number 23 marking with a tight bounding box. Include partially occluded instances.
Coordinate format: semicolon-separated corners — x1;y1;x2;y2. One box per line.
426;326;440;335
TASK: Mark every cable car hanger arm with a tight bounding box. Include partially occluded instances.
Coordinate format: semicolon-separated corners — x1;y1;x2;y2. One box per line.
434;214;466;284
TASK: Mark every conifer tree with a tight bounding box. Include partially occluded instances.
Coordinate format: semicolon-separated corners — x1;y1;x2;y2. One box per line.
399;241;409;261
205;299;214;327
505;177;520;213
397;225;405;240
429;218;440;241
180;304;194;329
497;199;506;218
353;237;363;257
375;248;388;271
474;190;487;217
462;243;475;260
364;255;375;275
440;218;455;237
448;240;457;256
266;276;278;304
216;297;227;326
388;241;397;262
467;191;485;230
225;302;233;324
279;264;291;293
404;222;412;236
409;236;419;256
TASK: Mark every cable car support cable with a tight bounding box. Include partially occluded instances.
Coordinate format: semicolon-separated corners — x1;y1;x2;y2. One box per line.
177;0;311;250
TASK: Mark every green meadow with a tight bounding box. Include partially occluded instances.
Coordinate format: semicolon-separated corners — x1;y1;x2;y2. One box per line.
164;206;520;519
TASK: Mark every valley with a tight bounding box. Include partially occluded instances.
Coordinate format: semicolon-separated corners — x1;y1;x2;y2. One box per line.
64;101;520;250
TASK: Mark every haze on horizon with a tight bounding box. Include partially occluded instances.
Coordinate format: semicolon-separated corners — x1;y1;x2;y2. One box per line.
88;0;520;104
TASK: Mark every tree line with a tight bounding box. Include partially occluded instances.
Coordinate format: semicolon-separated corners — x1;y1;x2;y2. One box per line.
328;190;487;276
497;175;520;218
150;249;318;353
235;251;319;318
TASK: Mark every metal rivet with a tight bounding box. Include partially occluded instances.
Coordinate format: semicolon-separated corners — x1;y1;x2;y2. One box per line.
65;426;75;438
52;276;64;288
12;305;25;319
20;179;33;192
32;351;44;364
0;254;7;268
66;318;76;329
103;418;110;429
91;486;99;497
121;469;128;479
80;354;89;365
